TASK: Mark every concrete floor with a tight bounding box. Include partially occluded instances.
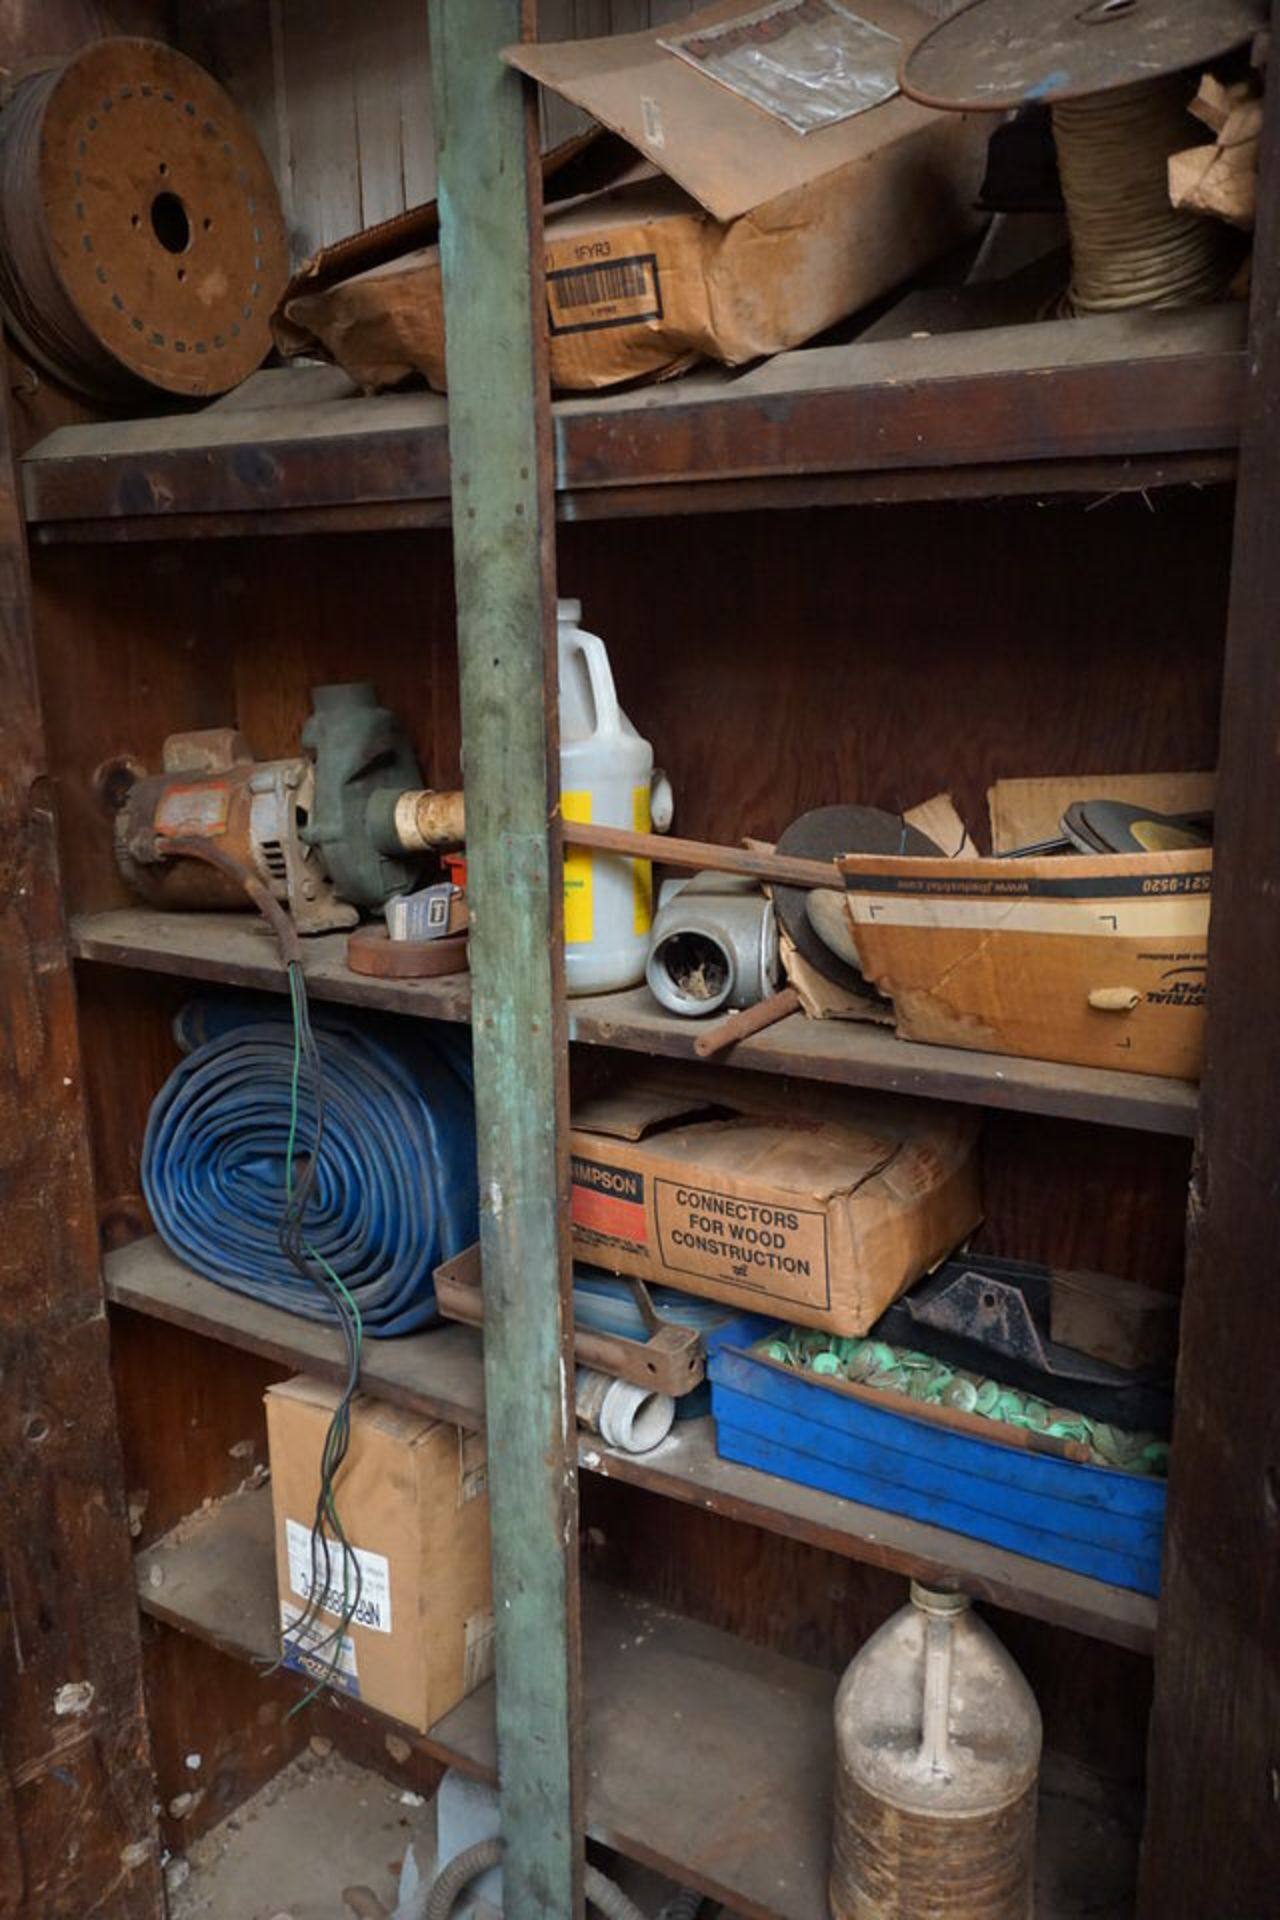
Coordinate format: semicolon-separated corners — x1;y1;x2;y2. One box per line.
167;1749;436;1920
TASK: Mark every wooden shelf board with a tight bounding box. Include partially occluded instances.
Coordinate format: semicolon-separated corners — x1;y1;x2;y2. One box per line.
109;1236;1155;1653
105;1235;487;1432
71;908;1198;1136
586;1418;1156;1656
23;307;1245;538
137;1489;1139;1920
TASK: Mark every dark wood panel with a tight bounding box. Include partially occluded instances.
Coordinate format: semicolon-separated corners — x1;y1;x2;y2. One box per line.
74;966;186;1237
17;456;1238;545
0;357;162;1915
1140;29;1280;1918
975;1113;1191;1296
560;492;1232;855
30;545;240;916
30;533;460;920
111;1314;287;1549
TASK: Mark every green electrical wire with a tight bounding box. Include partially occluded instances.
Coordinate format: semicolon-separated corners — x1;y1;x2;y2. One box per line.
270;962;368;1716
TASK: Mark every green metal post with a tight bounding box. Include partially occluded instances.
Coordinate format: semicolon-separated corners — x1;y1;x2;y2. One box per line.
426;4;583;1916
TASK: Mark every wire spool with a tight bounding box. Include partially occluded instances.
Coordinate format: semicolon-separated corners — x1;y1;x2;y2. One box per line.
0;39;288;404
902;0;1263;314
1052;78;1236;311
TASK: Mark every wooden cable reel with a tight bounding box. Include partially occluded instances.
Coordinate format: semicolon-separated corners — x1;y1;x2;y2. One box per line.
0;39;288;404
901;0;1266;314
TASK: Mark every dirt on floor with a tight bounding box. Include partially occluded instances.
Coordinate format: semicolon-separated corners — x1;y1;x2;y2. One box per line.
166;1747;435;1920
164;1744;1137;1920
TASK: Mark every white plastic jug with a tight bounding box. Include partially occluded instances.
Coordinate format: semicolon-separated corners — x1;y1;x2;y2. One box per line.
558;598;670;995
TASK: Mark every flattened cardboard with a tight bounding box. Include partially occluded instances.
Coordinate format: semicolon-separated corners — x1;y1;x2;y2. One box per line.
265;1376;492;1733
570;1075;981;1334
839;845;1211;1080
504;0;950;224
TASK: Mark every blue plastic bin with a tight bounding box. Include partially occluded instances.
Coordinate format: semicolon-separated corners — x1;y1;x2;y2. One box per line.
705;1315;1165;1595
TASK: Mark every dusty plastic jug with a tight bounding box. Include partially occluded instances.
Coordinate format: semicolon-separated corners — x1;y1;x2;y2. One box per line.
830;1584;1042;1920
558;598;671;994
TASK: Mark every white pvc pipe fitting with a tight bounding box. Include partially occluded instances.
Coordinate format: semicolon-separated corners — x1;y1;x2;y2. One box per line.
575;1367;676;1454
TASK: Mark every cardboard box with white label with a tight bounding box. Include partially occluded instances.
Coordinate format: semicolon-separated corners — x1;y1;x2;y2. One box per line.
570;1072;981;1335
265;1376;493;1733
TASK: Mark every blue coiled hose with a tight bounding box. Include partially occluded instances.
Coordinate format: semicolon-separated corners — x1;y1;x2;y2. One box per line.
143;998;477;1335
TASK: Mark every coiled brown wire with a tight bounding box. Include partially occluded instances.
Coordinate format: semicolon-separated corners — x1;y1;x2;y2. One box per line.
1053;76;1236;314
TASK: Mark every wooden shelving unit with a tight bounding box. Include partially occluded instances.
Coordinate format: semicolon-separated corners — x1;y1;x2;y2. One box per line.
71;909;1198;1136
5;5;1275;1915
108;1236;1156;1655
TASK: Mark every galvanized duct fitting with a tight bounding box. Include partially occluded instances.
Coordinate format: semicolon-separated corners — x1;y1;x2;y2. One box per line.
0;38;288;403
646;873;777;1017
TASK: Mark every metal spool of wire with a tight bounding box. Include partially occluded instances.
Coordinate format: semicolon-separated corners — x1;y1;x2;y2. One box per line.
902;0;1265;314
0;38;288;405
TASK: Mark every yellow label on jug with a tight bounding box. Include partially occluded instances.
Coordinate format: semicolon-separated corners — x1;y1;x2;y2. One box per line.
562;790;593;946
633;785;653;936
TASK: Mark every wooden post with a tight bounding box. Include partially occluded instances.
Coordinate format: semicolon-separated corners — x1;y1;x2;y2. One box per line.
0;366;163;1906
426;5;584;1916
1139;15;1280;1914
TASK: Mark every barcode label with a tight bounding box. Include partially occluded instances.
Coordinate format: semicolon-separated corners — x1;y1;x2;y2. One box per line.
547;253;662;336
286;1517;392;1634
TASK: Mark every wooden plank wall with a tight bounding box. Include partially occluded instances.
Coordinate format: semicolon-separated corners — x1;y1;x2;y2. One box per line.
187;0;966;260
184;0;696;261
1138;18;1280;1912
0;385;163;1912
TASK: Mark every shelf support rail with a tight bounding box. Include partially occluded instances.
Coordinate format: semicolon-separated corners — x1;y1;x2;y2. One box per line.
427;2;584;1915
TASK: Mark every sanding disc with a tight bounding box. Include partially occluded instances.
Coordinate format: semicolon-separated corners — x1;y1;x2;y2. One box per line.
774;807;939;991
0;39;288;401
902;0;1265;111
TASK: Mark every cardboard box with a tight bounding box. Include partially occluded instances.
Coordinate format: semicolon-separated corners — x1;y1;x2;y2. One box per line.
838;774;1214;1081
278;1;987;392
569;1072;981;1335
265;1376;493;1732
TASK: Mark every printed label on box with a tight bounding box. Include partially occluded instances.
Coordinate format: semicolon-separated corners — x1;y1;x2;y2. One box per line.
547;253;663;336
286;1517;392;1634
654;1178;831;1308
280;1600;360;1698
571;1155;648;1251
